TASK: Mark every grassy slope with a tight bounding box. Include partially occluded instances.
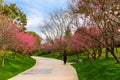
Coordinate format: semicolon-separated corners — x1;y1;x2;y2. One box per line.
0;54;36;80
73;58;120;80
39;52;120;80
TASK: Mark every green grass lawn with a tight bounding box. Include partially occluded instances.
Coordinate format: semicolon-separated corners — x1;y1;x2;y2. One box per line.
0;54;36;80
39;53;120;80
73;58;120;80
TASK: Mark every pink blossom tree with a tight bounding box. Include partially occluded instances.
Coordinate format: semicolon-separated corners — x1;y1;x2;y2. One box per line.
13;32;40;58
67;26;103;64
70;0;120;63
0;15;22;66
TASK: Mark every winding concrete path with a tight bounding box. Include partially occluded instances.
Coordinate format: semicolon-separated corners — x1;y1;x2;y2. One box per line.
8;56;78;80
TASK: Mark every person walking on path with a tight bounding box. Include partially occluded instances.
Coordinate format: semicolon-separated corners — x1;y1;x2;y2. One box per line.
62;50;67;64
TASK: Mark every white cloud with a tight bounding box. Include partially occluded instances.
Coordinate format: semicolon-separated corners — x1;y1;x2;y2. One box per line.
20;4;44;27
25;8;45;37
27;16;43;28
26;13;46;40
21;4;46;39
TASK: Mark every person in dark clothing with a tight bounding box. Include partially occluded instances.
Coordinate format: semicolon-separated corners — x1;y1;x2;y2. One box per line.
62;50;67;64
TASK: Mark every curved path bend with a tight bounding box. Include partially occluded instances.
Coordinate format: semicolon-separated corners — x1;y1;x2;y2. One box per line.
8;56;78;80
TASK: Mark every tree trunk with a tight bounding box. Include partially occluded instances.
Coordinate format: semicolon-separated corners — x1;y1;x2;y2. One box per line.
105;47;109;58
13;52;17;59
2;56;5;67
22;54;25;60
110;47;120;63
98;47;102;58
75;52;80;59
1;53;6;67
87;54;93;65
93;49;96;60
110;30;120;63
115;47;118;53
28;53;31;57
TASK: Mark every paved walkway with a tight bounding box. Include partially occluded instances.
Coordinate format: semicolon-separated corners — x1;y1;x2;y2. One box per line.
8;56;78;80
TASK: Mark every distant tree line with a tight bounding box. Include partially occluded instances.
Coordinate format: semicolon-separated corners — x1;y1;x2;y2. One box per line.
40;0;120;64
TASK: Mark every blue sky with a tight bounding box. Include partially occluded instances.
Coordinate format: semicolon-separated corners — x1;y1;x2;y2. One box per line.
4;0;68;39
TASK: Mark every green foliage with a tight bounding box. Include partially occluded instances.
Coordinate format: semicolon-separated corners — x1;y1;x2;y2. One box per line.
0;54;35;80
1;2;27;27
0;0;2;8
33;50;46;56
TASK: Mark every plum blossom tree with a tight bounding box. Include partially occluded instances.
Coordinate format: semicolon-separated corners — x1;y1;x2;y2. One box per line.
67;26;104;64
14;32;40;58
0;15;22;66
70;0;120;63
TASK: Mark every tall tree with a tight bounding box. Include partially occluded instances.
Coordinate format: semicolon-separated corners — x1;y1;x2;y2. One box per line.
1;2;27;29
40;10;73;51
